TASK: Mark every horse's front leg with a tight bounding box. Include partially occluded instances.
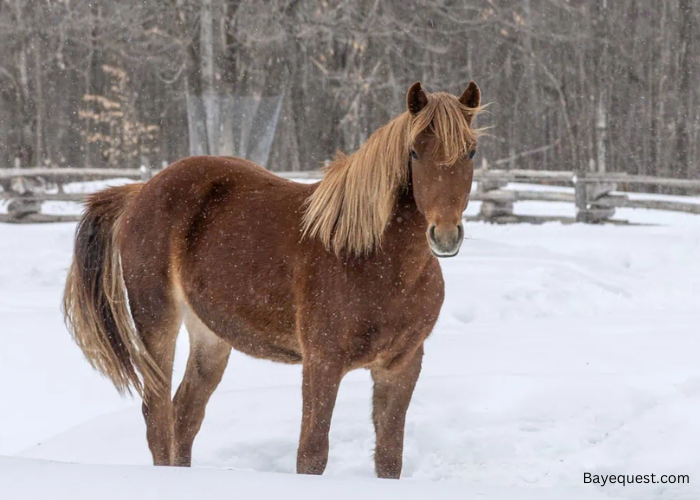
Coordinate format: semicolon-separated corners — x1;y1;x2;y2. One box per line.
371;344;424;479
296;354;344;475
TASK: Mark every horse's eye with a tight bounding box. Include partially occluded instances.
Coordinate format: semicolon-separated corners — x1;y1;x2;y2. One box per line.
467;150;477;160
410;149;419;160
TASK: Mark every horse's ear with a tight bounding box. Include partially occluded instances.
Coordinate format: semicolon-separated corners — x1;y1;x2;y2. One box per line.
459;81;481;110
407;82;428;115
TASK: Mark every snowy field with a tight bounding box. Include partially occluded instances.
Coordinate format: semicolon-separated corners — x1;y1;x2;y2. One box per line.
1;181;699;499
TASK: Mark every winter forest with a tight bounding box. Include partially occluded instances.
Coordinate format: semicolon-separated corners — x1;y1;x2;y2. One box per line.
0;0;697;178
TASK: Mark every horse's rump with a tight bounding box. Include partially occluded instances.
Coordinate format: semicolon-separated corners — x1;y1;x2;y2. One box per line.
63;183;167;396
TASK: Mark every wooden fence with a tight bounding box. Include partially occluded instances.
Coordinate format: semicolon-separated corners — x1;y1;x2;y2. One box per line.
1;166;700;224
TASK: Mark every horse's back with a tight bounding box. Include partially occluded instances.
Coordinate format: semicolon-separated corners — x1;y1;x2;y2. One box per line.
118;156;313;362
121;155;311;253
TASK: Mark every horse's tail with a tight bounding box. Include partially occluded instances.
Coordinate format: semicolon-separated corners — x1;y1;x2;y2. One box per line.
62;183;165;397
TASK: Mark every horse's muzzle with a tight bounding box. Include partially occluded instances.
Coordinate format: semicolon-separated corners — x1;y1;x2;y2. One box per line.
427;223;464;258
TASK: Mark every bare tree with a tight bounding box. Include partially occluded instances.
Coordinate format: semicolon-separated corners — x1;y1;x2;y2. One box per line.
0;0;697;183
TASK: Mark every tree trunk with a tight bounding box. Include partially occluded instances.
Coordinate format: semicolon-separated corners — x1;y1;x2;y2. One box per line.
674;0;693;178
33;36;44;166
593;0;609;174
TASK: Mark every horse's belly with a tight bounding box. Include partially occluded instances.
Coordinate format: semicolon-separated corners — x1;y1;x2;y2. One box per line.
181;280;302;364
202;308;302;364
223;319;302;364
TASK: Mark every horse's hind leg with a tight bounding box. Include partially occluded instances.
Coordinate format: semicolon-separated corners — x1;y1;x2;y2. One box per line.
131;310;181;466
123;270;182;466
172;310;231;466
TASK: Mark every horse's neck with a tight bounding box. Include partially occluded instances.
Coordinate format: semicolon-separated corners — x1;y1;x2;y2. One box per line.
381;186;432;261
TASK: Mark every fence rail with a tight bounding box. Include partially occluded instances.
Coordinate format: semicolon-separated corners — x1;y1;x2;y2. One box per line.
1;167;699;224
0;167;148;182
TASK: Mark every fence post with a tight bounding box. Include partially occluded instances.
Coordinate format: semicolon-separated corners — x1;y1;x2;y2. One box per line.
478;180;513;221
7;177;44;221
140;155;152;181
477;159;513;222
574;171;588;222
575;172;617;223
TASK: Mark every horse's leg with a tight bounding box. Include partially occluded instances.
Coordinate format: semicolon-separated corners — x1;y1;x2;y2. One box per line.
296;356;344;475
371;344;424;479
133;312;180;466
123;269;182;466
172;311;231;466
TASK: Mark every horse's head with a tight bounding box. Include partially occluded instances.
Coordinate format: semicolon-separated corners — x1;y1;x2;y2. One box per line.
406;82;481;258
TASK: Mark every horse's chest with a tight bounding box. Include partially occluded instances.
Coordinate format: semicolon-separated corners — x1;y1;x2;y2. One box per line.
347;266;445;368
299;255;444;368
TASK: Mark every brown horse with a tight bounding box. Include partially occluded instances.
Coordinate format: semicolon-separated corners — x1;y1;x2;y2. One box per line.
63;81;481;478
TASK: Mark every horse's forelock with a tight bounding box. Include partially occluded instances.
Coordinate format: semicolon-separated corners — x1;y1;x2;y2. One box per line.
408;92;481;166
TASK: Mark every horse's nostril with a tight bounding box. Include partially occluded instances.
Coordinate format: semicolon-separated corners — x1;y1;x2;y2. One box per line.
457;224;464;242
429;225;437;242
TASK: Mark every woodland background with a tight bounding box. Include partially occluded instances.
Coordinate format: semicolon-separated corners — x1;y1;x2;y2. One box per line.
0;0;697;177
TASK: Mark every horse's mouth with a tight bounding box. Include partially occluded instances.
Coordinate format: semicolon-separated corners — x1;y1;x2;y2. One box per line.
429;246;461;258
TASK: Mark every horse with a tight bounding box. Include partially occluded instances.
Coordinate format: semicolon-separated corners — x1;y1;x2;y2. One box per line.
63;81;482;478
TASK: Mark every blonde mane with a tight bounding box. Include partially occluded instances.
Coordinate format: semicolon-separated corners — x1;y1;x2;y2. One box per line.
301;92;481;256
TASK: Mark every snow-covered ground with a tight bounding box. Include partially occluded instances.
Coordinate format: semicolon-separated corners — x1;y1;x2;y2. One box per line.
1;180;699;499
